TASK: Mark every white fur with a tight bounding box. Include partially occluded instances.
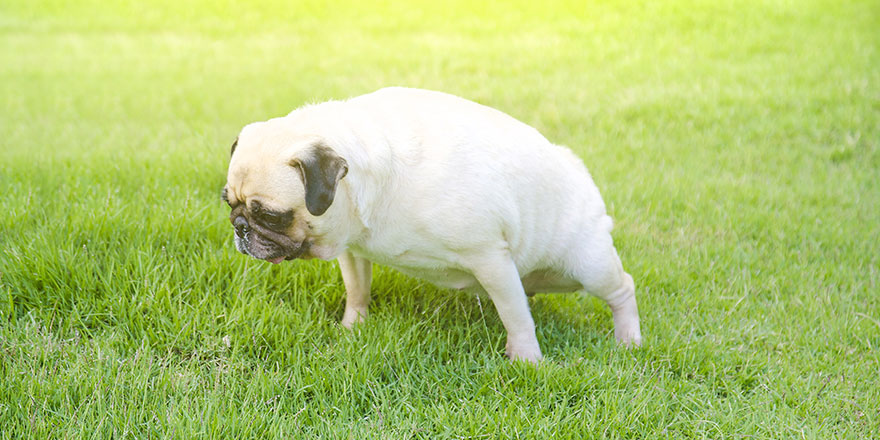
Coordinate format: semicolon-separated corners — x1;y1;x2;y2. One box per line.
229;87;642;362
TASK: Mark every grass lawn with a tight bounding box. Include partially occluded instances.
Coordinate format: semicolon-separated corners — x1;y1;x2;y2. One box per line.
1;0;878;437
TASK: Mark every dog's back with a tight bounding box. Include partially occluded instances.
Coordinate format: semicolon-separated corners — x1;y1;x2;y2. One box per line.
336;87;611;276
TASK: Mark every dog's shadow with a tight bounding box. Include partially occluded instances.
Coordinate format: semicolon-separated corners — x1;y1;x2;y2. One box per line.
325;264;615;361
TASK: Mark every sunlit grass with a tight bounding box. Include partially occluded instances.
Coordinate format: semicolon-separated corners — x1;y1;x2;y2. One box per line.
1;0;878;437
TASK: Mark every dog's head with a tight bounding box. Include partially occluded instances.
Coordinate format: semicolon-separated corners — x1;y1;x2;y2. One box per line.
223;119;349;263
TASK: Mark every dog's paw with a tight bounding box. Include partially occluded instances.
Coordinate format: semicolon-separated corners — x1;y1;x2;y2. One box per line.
614;326;643;348
340;307;367;329
505;340;543;364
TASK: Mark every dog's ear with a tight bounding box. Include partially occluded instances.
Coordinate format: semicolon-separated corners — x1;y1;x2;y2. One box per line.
290;143;348;216
230;137;238;157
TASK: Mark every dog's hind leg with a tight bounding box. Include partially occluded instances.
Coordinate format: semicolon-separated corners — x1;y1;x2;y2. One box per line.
338;250;372;328
468;250;543;363
566;226;642;347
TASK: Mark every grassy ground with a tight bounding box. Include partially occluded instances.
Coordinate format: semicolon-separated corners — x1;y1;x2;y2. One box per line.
1;0;878;438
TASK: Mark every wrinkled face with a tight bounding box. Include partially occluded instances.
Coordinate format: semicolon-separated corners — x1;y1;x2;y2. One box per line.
222;186;311;263
223;120;349;263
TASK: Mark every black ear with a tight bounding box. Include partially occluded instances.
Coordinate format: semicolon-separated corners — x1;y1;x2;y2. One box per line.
230;137;238;157
290;143;348;216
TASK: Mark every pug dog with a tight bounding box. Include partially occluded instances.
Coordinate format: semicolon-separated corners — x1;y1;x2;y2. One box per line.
223;87;642;362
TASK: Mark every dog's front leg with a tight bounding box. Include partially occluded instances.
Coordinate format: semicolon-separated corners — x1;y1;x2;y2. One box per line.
470;252;543;363
338;250;372;328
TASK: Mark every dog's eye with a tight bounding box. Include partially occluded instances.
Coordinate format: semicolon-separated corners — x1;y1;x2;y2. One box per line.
261;212;285;228
221;188;237;208
259;210;292;230
263;213;280;223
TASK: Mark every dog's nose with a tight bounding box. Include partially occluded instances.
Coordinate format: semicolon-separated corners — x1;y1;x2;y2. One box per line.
233;216;248;234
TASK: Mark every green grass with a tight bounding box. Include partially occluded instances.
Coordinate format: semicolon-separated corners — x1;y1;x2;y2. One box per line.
1;0;879;437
